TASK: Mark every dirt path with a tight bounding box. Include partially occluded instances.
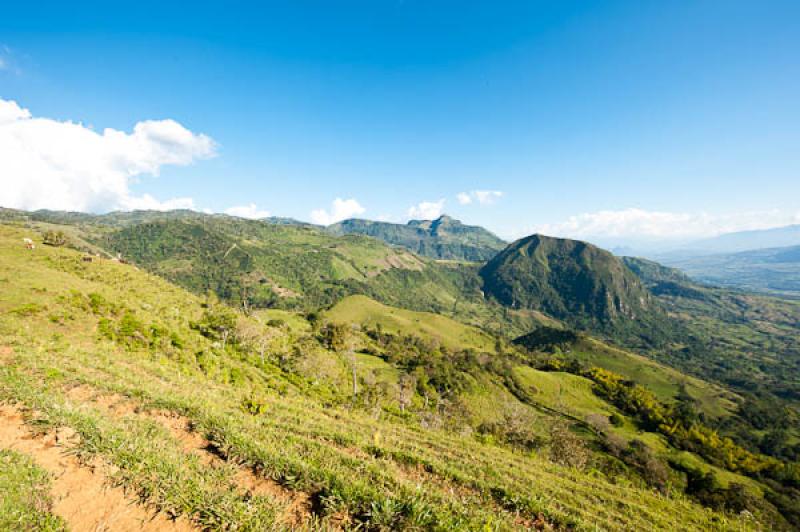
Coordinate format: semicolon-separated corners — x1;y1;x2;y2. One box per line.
64;384;312;527
0;403;196;532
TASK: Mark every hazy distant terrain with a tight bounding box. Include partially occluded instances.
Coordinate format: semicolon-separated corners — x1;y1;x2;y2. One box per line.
660;245;800;298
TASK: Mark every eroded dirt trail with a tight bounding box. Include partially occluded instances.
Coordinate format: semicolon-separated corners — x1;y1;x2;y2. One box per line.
0;403;196;532
64;384;313;527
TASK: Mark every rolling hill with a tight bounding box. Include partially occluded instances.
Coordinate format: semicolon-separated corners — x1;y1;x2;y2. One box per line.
3;222;784;529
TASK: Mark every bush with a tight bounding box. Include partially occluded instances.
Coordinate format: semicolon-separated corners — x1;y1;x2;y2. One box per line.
622;440;669;491
549;422;589;469
42;230;67;247
478;404;545;451
192;297;238;349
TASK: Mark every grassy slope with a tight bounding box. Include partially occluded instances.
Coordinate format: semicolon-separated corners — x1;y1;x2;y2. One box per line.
327;293;736;420
0;224;760;530
324;294;496;351
570;337;739;418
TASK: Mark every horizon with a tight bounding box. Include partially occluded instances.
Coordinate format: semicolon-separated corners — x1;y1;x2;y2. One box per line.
6;204;800;256
2;1;799;244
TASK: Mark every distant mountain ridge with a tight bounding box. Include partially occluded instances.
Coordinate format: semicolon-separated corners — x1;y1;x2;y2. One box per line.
327;214;506;261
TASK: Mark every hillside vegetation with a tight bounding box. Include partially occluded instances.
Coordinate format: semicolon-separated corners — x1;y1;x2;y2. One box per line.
3;210;800;528
1;223;788;530
324;295;496;351
481;234;675;348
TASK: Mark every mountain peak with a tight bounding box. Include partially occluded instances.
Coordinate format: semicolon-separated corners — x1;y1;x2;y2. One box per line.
480;233;668;346
327;215;505;261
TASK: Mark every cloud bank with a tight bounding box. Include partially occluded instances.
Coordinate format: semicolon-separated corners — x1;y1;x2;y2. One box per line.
0;98;216;213
224;203;271;219
529;208;800;241
310;198;365;225
408;199;445;220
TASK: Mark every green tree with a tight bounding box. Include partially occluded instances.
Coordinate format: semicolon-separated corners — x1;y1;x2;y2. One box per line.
193;295;238;350
42;230;67;247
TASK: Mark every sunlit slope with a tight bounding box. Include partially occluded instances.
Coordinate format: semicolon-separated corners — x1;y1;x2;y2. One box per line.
0;224;758;530
324;294;496;351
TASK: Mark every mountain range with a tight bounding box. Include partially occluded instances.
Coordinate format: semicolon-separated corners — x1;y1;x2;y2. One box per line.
327;214;506;261
2;206;800;528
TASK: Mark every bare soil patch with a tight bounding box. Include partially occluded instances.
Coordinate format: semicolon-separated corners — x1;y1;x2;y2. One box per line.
65;384;312;526
0;403;195;532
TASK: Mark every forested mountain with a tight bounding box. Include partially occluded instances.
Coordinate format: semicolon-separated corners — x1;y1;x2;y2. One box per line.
328;214;506;261
480;234;675;347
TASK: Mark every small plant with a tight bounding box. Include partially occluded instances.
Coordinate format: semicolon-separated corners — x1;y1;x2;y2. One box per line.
241;395;269;415
10;303;46;317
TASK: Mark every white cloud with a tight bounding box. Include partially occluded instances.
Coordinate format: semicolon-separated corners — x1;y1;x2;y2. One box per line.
0;98;216;213
456;192;472;205
225;203;271;219
407;199;446;220
310;198;365;225
528;208;800;241
125;194;196;211
456;190;503;206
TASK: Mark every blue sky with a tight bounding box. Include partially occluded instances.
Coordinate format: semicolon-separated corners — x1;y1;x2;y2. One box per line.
1;1;799;242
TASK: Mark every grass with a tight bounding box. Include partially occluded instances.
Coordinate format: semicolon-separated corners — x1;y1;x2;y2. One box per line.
325;294;496;351
0;224;771;530
569;337;739;418
0;449;66;531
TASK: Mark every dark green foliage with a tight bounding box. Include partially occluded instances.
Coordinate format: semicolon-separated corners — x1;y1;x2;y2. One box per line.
42;230;67;247
672;464;760;514
328;215;506;261
480;234;674;347
320;322;353;352
192;296;238;347
513;326;580;353
555;363;787;485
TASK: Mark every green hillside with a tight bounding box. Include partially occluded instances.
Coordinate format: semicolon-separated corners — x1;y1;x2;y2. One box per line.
328;215;506;262
480;234;674;347
624;256;800;411
2;223;792;529
324;295;496;351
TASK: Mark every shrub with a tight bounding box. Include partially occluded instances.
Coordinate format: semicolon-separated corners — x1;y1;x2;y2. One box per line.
622;440;669;491
478;404;545;451
549;421;589;469
42;230;67;247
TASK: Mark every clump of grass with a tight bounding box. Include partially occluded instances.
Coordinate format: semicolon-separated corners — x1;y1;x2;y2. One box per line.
0;449;66;531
